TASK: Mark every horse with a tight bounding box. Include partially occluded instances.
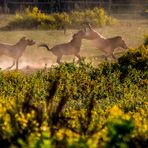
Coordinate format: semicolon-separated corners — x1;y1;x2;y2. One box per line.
82;23;128;60
0;37;35;70
91;36;128;60
39;28;94;64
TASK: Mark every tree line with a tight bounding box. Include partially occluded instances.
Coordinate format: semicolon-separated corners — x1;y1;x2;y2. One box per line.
0;0;147;14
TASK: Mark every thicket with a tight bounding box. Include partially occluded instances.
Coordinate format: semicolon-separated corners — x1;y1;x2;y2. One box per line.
0;44;147;147
4;7;117;30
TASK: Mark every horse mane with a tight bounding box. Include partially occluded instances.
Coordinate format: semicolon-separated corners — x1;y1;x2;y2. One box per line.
14;37;26;46
107;36;122;41
70;30;84;43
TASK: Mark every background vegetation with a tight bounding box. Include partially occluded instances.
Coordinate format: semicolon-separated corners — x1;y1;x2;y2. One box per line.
0;40;147;147
2;7;117;30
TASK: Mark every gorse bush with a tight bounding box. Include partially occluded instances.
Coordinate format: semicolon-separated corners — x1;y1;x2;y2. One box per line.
143;35;148;46
5;7;117;30
0;45;147;147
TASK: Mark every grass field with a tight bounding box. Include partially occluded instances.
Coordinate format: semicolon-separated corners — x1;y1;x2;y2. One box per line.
0;15;148;69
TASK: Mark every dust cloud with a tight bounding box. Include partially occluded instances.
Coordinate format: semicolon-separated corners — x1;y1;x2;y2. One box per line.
0;57;54;70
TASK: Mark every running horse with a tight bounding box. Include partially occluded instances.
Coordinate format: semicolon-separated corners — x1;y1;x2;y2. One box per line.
39;28;96;64
83;23;128;60
0;37;35;70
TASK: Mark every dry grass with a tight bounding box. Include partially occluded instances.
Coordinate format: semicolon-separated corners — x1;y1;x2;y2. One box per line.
0;15;148;68
0;14;15;28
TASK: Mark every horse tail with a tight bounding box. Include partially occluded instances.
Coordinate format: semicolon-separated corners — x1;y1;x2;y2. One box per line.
38;44;51;51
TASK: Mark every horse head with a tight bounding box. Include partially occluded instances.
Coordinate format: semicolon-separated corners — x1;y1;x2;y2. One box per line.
19;36;26;41
19;37;35;46
26;39;36;46
81;22;104;40
117;36;128;49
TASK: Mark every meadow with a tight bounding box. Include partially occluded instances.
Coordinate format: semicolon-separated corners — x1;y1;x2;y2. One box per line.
0;11;148;148
0;13;148;68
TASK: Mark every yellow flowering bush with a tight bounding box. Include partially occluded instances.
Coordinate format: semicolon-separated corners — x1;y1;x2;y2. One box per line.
0;45;147;147
6;7;117;30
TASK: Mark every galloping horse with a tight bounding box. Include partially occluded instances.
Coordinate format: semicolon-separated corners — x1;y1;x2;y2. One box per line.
95;36;128;60
39;28;95;64
83;23;128;60
0;37;35;69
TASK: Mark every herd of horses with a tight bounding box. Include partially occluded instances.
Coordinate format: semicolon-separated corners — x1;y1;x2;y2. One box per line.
0;24;128;70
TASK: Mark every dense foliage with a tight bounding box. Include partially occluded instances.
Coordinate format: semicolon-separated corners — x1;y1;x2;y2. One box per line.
4;7;117;30
0;44;147;147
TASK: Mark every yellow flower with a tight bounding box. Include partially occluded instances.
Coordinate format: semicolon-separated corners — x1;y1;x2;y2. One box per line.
109;105;123;116
56;129;65;140
27;113;31;118
41;126;48;132
122;114;130;120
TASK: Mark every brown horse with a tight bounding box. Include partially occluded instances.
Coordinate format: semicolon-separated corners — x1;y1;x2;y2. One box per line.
39;29;94;64
0;37;35;70
83;24;128;60
92;36;128;60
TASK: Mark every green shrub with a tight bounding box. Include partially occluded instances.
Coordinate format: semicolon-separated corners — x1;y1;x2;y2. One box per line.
105;118;134;148
6;7;117;30
0;45;147;147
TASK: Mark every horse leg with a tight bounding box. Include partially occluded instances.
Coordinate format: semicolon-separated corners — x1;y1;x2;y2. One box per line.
75;53;81;63
5;59;15;70
56;55;62;64
112;52;116;59
102;53;108;61
16;58;19;70
104;50;114;61
104;55;108;61
100;50;108;61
